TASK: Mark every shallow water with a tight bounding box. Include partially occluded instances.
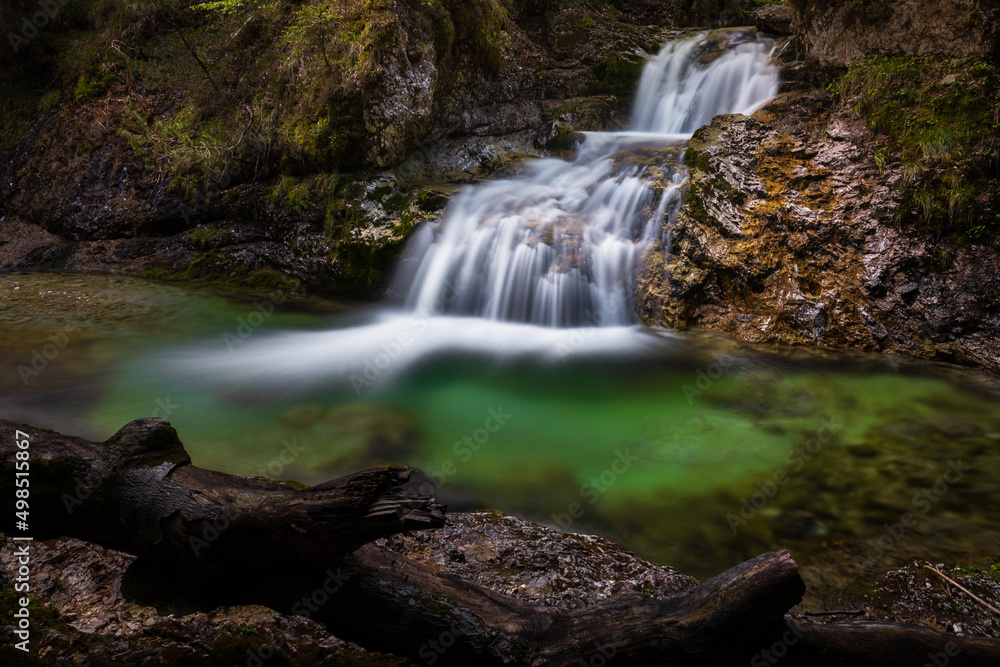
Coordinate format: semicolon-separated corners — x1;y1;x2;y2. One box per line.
4;272;999;587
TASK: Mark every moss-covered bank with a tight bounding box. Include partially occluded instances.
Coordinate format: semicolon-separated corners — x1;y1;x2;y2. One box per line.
0;0;682;296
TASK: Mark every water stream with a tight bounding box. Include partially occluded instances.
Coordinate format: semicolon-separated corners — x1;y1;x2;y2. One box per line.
396;31;777;326
3;33;999;591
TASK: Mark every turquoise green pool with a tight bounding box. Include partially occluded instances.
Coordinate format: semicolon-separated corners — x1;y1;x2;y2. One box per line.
3;272;999;589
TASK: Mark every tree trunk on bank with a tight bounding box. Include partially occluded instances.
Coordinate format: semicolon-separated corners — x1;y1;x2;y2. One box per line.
0;418;446;604
3;418;1000;665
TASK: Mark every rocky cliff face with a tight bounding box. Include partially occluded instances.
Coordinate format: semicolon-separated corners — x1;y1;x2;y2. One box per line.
631;1;1000;373
790;0;1000;68
0;0;676;296
637;98;1000;372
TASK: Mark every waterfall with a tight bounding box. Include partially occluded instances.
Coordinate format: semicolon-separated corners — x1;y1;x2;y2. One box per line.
393;29;778;327
161;30;780;395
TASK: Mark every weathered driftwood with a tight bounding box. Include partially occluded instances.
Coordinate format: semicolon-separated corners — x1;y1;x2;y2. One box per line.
319;544;805;666
781;619;1000;667
3;417;1000;665
0;418;445;602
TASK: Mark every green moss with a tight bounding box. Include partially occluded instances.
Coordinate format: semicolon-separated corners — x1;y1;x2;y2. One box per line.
958;563;1000;583
0;584;61;629
220;622;261;637
0;81;62;151
837;55;1000;240
445;0;511;77
142;253;300;293
269;173;347;224
188;225;232;251
331;236;407;294
684;145;712;173
0;581;72;660
73;73;110;102
546;125;577;151
684;180;711;224
591;55;645;98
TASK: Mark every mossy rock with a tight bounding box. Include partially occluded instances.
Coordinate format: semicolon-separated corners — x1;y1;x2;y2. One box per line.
834;55;1000;240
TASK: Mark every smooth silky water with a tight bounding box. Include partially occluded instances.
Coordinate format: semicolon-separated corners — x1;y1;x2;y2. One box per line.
3;32;999;588
3;271;1000;586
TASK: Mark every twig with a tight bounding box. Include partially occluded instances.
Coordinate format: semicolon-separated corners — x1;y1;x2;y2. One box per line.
923;565;1000;616
802;609;865;617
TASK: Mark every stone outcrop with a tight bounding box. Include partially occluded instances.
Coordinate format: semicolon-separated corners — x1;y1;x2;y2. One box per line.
752;2;795;35
790;0;1000;67
637;94;1000;373
0;1;678;298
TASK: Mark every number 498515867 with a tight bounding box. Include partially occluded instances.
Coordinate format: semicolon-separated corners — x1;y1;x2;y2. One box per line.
14;430;30;530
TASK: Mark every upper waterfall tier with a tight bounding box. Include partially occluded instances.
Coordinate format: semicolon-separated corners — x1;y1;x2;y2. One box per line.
394;30;778;327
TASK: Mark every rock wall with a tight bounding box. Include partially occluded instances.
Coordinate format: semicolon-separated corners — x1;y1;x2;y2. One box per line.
790;0;1000;67
638;95;1000;372
0;1;677;297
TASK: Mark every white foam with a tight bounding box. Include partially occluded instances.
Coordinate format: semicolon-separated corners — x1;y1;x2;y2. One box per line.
157;312;676;396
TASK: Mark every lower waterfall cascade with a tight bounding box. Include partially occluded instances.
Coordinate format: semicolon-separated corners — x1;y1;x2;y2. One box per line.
393;30;779;327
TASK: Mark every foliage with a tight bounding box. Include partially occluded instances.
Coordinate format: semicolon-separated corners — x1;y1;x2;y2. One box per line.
192;0;255;15
837;55;1000;241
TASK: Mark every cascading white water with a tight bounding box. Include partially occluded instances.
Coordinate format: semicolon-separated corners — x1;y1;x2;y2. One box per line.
161;31;780;395
394;29;779;327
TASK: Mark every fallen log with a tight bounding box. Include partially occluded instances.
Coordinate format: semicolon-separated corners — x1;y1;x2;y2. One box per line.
780;618;1000;667
0;418;804;663
320;543;805;666
0;418;445;602
4;418;999;665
